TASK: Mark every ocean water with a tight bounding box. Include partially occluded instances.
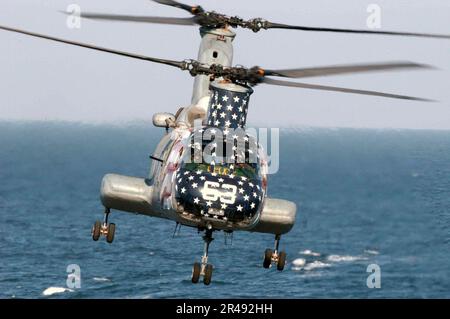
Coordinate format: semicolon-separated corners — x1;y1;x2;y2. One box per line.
0;122;449;298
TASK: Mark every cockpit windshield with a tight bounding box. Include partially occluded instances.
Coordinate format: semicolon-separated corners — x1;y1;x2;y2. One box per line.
181;132;260;179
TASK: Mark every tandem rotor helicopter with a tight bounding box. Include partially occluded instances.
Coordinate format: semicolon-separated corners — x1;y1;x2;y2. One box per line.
1;0;448;285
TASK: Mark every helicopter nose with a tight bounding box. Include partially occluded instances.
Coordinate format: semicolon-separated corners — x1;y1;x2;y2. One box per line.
175;168;264;221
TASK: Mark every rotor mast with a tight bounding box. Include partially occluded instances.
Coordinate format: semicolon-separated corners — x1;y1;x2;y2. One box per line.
191;27;236;105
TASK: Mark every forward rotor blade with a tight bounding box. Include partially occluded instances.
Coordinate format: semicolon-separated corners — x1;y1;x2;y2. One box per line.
264;62;431;79
266;22;450;39
152;0;202;14
263;78;433;102
79;12;196;26
0;25;185;69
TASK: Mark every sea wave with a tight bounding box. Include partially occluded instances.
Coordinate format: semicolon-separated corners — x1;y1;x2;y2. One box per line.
299;249;321;257
327;255;368;262
42;287;73;296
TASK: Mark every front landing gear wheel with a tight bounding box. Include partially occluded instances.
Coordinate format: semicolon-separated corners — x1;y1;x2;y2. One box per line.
203;264;213;286
106;223;115;243
92;221;101;241
192;262;201;284
277;251;287;271
263;249;272;268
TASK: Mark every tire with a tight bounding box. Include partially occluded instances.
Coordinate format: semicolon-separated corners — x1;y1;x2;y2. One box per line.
106;223;115;243
263;249;273;268
203;264;213;286
191;262;201;284
92;221;101;241
277;251;287;271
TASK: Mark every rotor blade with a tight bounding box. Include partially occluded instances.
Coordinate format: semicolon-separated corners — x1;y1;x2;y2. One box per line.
152;0;202;14
0;25;185;69
263;78;433;102
266;22;450;39
78;12;196;26
264;62;432;79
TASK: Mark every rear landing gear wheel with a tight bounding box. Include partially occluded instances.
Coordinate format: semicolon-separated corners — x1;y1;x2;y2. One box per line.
192;262;201;284
203;264;213;286
263;249;273;268
92;220;101;241
106;223;115;243
277;251;287;271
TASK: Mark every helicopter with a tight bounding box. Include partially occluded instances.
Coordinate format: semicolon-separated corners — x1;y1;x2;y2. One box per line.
1;0;447;285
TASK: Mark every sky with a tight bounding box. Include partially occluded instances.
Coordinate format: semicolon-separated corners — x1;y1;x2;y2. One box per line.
0;0;449;129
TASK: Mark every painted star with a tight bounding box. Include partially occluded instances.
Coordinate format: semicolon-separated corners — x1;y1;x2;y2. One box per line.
237;205;243;212
238;106;243;112
249;182;254;187
184;171;190;175
239;188;244;194
231;113;238;120
211;172;217;176
223;129;229;135
226;105;233;111
241;176;247;181
253;192;258;198
210;129;216;134
194;197;200;204
220;112;226;118
200;176;206;180
230;164;234;170
181;187;186;194
232;134;238;139
218;178;224;183
229;173;235;179
222;95;229;102
206;201;212;207
224;120;231;127
216;104;222;110
196;170;202;175
233;96;240;103
192;183;198;189
238;181;244;186
250;202;256;209
244;195;250;201
188;176;194;180
221;203;227;209
178;178;182;183
214;120;220;126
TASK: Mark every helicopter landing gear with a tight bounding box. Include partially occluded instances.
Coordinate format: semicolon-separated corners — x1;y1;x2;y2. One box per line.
263;234;286;271
192;227;214;285
92;208;116;243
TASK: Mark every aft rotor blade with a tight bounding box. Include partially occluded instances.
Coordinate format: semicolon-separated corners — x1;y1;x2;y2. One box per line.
263;78;433;102
266;22;450;39
152;0;203;14
79;12;197;26
0;25;185;69
264;62;431;79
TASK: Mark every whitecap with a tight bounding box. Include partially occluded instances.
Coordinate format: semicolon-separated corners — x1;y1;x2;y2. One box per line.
42;287;74;296
93;277;111;282
364;249;380;255
292;258;306;267
327;255;368;262
299;249;321;257
303;261;331;271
